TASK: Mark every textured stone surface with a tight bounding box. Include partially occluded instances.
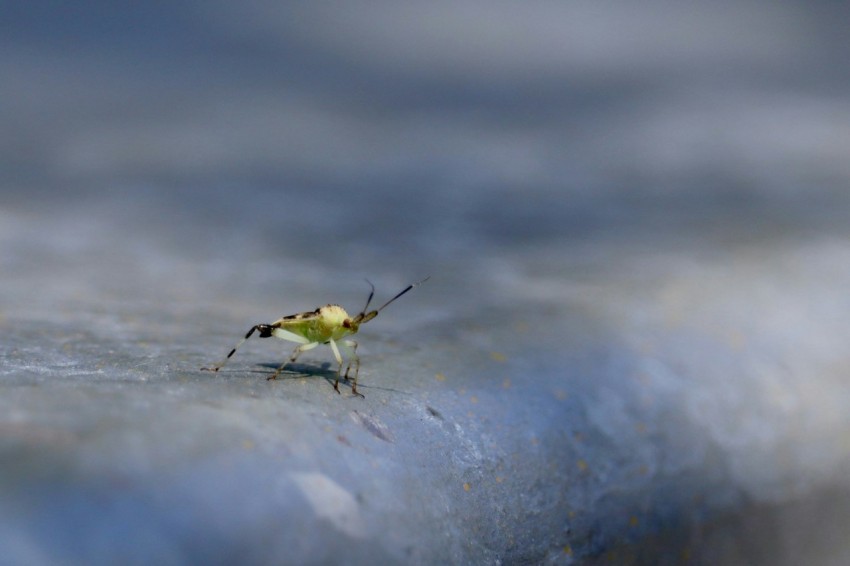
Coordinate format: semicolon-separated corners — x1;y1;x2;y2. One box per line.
3;3;850;564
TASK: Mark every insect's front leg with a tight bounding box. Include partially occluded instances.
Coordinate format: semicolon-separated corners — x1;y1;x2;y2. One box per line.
341;340;360;393
327;339;345;394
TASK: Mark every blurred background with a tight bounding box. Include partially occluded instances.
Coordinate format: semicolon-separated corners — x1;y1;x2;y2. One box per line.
3;1;850;564
4;1;849;279
3;0;850;323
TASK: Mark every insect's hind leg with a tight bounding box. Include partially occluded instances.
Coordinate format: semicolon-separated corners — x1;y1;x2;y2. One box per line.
267;341;319;381
201;324;273;372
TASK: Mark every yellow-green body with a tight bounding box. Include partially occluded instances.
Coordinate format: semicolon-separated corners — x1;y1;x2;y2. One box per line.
271;304;357;344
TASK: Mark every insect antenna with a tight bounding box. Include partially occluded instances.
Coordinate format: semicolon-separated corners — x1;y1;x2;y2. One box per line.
361;278;376;314
352;276;430;325
374;276;430;313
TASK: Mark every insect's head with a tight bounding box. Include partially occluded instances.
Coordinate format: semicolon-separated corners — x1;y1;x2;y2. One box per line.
349;277;430;329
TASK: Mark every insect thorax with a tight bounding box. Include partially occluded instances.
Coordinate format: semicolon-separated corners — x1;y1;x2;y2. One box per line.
318;304;348;323
318;305;355;338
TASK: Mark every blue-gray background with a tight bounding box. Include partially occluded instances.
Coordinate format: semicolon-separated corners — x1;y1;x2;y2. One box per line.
2;2;850;564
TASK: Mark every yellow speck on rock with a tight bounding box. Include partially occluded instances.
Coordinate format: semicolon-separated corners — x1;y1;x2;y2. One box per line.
490;351;507;362
463;482;471;492
435;373;446;381
726;328;746;350
577;460;588;472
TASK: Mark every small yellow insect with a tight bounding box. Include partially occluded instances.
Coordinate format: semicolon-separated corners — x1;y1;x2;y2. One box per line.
201;278;429;396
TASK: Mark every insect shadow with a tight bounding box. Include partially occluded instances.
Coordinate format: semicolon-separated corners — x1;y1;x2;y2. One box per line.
252;361;407;395
255;361;357;392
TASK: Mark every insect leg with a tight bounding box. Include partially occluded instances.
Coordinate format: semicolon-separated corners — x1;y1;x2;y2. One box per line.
201;324;269;372
341;340;361;396
268;341;318;380
327;339;345;394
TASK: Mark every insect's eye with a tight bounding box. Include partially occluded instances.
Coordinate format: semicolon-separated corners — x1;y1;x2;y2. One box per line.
343;319;352;328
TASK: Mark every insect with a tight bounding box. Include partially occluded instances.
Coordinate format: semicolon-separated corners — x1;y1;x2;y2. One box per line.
201;277;429;396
